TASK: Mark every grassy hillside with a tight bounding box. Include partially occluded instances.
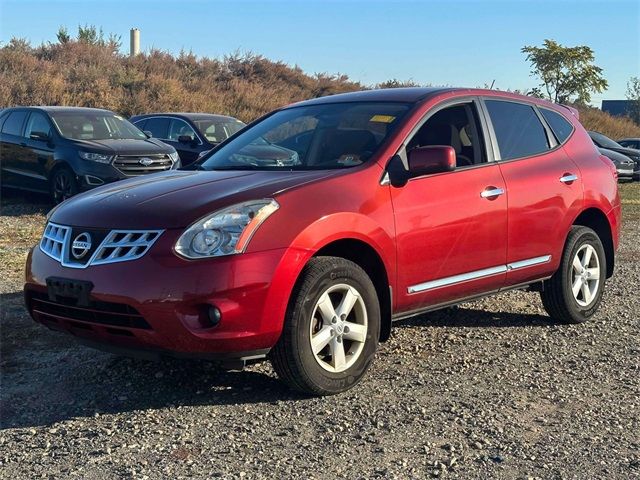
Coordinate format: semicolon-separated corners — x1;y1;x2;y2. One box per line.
575;104;640;140
0;38;364;122
1;35;639;141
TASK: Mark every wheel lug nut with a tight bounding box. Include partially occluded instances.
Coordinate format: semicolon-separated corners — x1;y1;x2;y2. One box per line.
337;336;342;343
331;317;337;324
340;314;346;321
330;329;335;336
343;326;350;333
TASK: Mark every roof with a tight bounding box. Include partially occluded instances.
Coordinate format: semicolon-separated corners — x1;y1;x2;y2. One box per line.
131;112;240;122
26;106;114;114
290;87;455;107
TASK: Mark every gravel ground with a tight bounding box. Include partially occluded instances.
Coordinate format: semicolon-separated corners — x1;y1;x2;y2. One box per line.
1;185;639;480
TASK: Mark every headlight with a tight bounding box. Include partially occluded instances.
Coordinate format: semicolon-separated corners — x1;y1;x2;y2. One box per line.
78;151;113;163
175;199;279;259
169;151;180;163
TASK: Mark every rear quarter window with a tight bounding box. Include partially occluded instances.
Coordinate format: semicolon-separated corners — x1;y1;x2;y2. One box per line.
1;111;28;137
540;108;574;144
485;100;550;160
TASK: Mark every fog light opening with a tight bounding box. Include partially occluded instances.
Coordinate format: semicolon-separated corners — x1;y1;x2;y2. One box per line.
85;175;105;186
207;305;222;327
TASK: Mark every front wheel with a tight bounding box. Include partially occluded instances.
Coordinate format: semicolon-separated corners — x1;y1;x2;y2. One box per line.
50;167;78;204
270;256;380;395
540;226;607;324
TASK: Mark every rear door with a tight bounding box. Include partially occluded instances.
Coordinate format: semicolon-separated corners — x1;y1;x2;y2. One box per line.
482;99;584;286
391;98;508;314
0;110;34;188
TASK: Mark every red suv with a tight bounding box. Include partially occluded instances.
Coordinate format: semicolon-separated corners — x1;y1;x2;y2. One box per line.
25;88;621;395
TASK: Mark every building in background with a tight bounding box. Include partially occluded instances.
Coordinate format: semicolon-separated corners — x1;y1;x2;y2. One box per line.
601;100;633;118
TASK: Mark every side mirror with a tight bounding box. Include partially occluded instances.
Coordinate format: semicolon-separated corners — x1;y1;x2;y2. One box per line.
178;134;195;144
408;146;456;176
30;131;50;142
143;130;153;138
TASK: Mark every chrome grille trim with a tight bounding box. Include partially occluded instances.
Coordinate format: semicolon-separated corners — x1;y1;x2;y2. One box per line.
113;154;174;176
91;230;163;266
39;222;164;268
40;223;72;262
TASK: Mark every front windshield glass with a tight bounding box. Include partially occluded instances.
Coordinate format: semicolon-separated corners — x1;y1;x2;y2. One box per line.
193;119;245;143
591;131;622;149
50;111;147;141
198;102;411;170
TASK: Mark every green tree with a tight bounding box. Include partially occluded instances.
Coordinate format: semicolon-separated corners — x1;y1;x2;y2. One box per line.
56;26;70;44
626;77;640;125
522;39;608;104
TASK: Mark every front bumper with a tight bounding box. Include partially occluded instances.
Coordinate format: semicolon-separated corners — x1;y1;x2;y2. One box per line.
25;232;307;359
72;157;178;192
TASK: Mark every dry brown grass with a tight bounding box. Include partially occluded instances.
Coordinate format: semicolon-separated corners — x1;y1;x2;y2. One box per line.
0;39;364;122
2;37;639;136
575;105;640;140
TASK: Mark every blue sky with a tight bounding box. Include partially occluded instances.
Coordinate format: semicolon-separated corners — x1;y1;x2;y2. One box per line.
0;0;638;106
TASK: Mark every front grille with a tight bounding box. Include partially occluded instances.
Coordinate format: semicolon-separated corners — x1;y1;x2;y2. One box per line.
91;230;162;265
40;223;72;262
28;291;151;330
113;154;174;176
39;222;163;268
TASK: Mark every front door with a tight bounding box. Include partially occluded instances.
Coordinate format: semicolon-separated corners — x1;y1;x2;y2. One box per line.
391;100;508;314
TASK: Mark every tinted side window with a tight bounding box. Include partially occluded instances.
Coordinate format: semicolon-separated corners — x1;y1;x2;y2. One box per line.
25;112;52;138
133;119;147;131
168;119;197;141
1;111;28;137
143;118;170;139
540;108;573;143
485;100;549;160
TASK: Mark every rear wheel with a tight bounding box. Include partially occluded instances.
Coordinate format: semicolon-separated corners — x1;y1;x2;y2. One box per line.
270;256;380;395
50;167;77;204
540;226;606;324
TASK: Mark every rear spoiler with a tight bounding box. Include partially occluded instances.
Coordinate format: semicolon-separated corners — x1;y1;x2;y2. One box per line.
559;104;579;120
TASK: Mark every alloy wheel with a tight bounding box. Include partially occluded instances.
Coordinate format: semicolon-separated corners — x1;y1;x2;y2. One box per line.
53;172;72;203
309;283;368;373
571;244;600;307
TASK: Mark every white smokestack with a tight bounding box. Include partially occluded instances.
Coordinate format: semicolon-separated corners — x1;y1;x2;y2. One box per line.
130;28;140;57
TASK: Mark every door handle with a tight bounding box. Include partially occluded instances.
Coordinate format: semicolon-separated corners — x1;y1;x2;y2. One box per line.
480;186;505;199
560;173;578;184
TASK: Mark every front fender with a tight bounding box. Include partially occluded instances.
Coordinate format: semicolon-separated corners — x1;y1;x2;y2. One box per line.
259;212;396;345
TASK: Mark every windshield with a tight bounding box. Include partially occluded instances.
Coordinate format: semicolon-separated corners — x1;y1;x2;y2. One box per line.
50;112;147;141
198;102;411;170
590;131;622;149
192;119;245;143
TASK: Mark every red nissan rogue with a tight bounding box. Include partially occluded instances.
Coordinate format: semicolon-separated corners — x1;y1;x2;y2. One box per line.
25;88;621;395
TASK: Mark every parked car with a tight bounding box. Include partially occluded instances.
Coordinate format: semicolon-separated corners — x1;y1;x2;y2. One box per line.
25;88;621;395
617;138;640;150
598;147;634;181
129;113;245;166
0;107;180;203
589;131;640;180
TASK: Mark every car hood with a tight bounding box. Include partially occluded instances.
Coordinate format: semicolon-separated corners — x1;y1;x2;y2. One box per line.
71;138;175;155
599;147;635;164
605;146;640;158
51;169;338;229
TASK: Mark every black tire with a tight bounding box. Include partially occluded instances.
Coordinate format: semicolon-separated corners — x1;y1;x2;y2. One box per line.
540;226;607;324
50;167;78;205
270;256;380;395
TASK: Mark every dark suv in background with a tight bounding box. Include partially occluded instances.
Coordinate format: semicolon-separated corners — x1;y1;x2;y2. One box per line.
0;107;180;203
130;113;245;166
588;131;640;180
